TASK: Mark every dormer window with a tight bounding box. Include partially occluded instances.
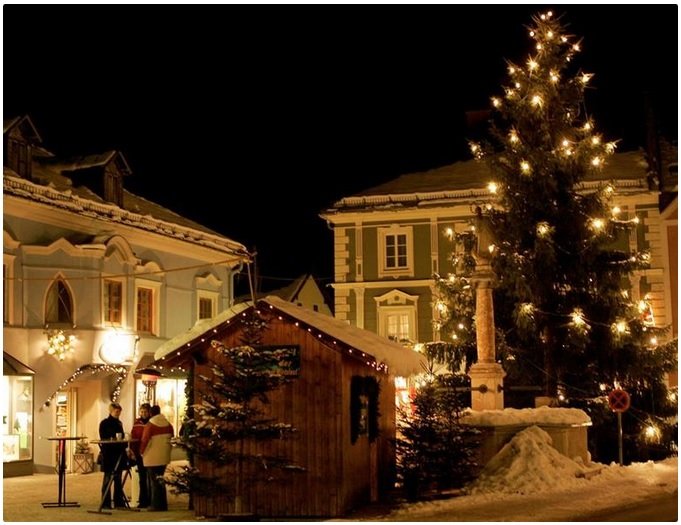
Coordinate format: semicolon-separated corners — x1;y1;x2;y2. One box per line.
7;138;30;178
4;115;41;180
104;163;123;207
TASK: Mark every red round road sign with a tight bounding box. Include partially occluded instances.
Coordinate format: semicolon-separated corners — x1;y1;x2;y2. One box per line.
608;389;631;413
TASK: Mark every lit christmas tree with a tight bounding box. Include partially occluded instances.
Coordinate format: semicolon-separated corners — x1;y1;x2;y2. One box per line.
435;11;677;462
167;311;302;514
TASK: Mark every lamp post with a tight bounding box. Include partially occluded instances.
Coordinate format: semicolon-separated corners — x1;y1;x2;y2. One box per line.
467;208;506;410
135;368;161;405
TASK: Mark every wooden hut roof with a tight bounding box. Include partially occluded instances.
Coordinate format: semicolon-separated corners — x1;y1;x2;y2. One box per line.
151;295;425;377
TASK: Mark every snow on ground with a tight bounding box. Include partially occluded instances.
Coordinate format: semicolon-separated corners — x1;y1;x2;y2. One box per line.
460;405;591;426
468;425;595;494
381;425;678;521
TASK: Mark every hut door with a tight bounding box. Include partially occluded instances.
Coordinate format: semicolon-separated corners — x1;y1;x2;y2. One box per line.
369;441;378;502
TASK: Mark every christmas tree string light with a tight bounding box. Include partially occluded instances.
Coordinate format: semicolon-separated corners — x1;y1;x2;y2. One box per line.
429;11;677;463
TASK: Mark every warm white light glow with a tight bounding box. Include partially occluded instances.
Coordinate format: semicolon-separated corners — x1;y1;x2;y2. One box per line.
528;59;538;70
550;71;559;83
509;130;520;143
520;160;531;174
487;181;498;194
591;156;602;167
581;73;593;84
591;218;605;231
531;94;543;107
488;244;496;254
571;309;586;327
491;97;501;108
536;222;550;236
611;206;621;216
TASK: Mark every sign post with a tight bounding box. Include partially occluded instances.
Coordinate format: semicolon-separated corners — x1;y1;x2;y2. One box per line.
608;388;631;465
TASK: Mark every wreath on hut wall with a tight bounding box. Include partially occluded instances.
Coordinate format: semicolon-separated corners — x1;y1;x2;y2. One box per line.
350;376;380;444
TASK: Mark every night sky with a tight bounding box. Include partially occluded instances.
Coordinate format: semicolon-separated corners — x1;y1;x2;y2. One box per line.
3;6;677;295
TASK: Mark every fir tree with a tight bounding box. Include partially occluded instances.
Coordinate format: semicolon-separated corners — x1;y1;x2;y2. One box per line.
435;11;677;462
395;372;480;500
167;310;302;514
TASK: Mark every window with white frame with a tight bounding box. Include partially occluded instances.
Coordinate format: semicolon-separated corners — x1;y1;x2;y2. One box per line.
135;281;160;335
378;305;417;344
103;279;123;325
378;225;413;278
197;290;218;321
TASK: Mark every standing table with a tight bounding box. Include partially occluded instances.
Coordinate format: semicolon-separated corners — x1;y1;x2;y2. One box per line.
41;436;84;508
87;438;140;515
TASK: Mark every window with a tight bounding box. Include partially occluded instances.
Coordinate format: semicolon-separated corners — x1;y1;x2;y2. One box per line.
45;280;73;325
199;297;214;320
2;374;33;462
136;287;154;333
378;225;414;278
375;290;419;344
103;279;123;324
386;312;411;342
7;138;30;179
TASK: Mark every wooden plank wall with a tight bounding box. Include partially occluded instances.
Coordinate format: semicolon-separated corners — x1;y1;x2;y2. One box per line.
189;314;394;518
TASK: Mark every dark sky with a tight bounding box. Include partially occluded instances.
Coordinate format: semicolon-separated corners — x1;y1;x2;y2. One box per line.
4;6;677;294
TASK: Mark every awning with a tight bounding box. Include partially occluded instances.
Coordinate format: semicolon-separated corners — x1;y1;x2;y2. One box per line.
3;352;35;376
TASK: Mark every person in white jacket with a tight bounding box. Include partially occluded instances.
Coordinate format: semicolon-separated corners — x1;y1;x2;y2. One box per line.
140;405;174;511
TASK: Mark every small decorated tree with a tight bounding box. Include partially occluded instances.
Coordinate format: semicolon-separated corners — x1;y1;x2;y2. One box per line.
167;310;302;515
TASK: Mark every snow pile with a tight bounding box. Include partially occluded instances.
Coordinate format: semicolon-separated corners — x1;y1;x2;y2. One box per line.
468;425;593;495
461;405;591;426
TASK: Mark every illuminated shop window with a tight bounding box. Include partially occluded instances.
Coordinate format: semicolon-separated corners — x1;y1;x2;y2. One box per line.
135;378;186;432
2;374;33;462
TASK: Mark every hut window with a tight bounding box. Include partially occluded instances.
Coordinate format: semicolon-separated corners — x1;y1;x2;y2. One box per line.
45;279;74;326
350;376;380;444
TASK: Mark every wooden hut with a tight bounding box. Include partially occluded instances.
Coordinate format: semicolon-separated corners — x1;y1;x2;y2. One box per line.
148;295;424;518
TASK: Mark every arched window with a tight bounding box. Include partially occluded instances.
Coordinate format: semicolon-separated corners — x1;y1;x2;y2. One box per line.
45;280;73;325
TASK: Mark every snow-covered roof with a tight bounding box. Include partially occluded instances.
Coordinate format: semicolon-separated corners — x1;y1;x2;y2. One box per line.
45;150;131;174
153;301;252;361
3;168;248;258
153;295;426;377
325;151;651;213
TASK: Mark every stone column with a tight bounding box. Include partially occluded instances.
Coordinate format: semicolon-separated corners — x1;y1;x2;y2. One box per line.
468;273;506;410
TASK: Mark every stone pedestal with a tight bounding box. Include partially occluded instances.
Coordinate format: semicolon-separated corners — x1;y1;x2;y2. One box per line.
468;362;506;411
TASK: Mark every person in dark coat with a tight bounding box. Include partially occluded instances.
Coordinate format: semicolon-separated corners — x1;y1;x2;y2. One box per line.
130;403;151;508
98;402;127;509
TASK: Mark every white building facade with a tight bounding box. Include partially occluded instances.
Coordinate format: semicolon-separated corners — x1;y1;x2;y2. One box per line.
3;116;249;475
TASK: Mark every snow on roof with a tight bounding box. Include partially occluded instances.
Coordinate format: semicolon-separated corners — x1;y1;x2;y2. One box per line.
153;296;426;377
263;295;426;376
326;151;650;213
468;426;596;495
153;301;252;361
461;406;592;427
3;169;248;258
